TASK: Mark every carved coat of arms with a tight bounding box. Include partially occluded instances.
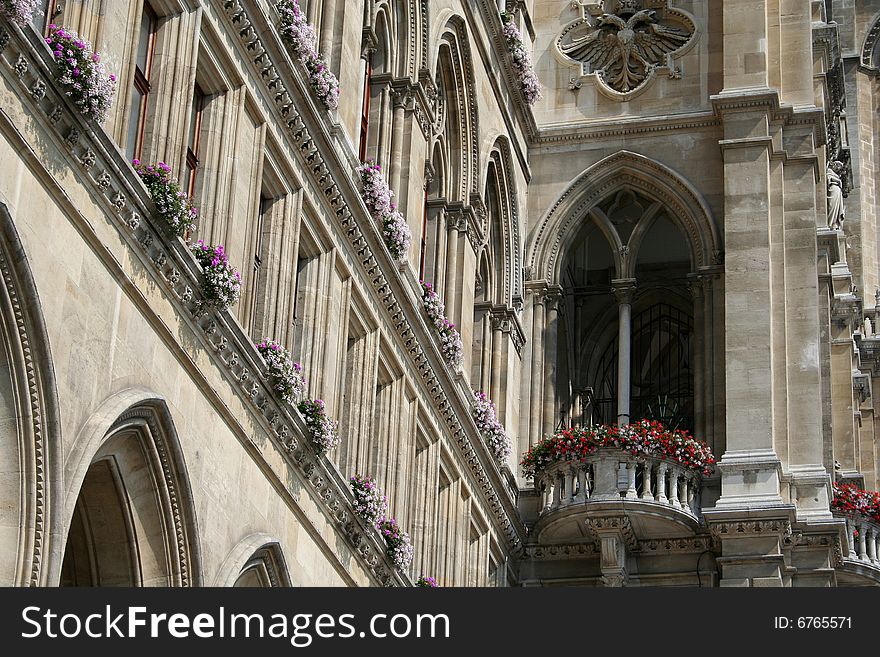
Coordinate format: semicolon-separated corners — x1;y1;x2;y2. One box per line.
558;1;697;98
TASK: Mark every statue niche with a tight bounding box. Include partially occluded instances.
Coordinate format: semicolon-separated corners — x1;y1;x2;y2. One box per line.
826;160;846;231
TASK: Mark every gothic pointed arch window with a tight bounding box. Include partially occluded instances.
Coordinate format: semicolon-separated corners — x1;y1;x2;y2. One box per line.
559;193;695;432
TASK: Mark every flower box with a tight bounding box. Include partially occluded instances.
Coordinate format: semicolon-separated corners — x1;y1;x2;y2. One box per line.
190;241;242;311
358;161;412;261
134;160;197;237
420;281;463;370
277;0;339;111
256;340;305;405
45;25;116;123
1;0;38;26
500;12;540;105
349;474;388;528
521;419;715;480
378;517;414;571
472;390;511;463
297;398;339;455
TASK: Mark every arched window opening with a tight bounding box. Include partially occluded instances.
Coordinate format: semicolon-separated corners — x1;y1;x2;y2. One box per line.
421;143;446;283
60;458;138;586
60;402;199;587
557;195;695;433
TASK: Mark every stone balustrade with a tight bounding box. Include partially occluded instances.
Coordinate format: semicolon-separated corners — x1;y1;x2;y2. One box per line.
840;514;880;567
536;449;701;518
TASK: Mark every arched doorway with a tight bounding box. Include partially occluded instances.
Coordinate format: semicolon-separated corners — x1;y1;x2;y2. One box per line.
60;396;200;586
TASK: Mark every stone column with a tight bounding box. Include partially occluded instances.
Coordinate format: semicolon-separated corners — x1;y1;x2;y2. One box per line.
443;208;465;322
388;85;409;197
710;96;784;509
542;287;562;438
688;275;706;438
524;283;547;448
611;280;636;426
779;0;813;107
319;0;338;67
784;154;832;521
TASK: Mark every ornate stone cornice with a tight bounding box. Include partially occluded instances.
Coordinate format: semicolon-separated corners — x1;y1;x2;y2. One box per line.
639;536;718;555
708;519;792;541
523;542;598;560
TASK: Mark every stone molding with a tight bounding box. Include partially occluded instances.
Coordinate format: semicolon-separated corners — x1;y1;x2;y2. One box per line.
0;204;61;587
527;150;721;284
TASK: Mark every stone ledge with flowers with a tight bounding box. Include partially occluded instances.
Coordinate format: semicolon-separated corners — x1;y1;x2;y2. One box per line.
358;161;412;261
472;390;511;465
134;160;198;238
256;339;305;405
1;0;38;26
190;241;242;311
523;420;715;523
832;482;880;567
276;0;339;111
420;281;464;371
45;25;117;123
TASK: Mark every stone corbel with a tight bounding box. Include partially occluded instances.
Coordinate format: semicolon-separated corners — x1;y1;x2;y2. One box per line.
361;26;378;59
423;160;435;191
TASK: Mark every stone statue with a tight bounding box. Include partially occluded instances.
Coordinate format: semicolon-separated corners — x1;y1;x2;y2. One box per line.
827;160;846;231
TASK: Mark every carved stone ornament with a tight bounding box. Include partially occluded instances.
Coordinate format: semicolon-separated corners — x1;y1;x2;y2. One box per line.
557;0;696;99
827;160;846;231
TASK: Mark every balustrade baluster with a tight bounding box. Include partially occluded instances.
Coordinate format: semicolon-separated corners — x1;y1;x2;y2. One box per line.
846;517;857;559
858;521;868;561
867;526;877;564
678;473;688;509
656;463;668;503
626;462;638;499
584;464;592;499
575;467;587;503
669;470;681;508
561;467;572;505
641;463;653;500
686;477;696;515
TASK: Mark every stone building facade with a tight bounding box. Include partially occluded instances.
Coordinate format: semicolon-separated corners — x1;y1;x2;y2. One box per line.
1;0;879;588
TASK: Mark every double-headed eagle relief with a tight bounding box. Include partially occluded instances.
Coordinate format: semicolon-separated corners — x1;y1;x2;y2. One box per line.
558;0;696;97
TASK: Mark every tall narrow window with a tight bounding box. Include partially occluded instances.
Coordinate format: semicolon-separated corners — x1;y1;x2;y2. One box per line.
419;188;428;277
126;6;158;160
34;1;59;36
358;55;372;161
185;84;206;197
245;193;271;336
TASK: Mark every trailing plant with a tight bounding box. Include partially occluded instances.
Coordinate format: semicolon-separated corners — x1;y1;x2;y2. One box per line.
134;160;198;237
297;398;340;455
521;420;715;479
256;340;306;404
190;241;242;310
45;24;117;122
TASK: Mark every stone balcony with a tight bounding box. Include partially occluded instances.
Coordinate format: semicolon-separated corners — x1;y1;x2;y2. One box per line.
531;448;704;544
836;513;880;584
